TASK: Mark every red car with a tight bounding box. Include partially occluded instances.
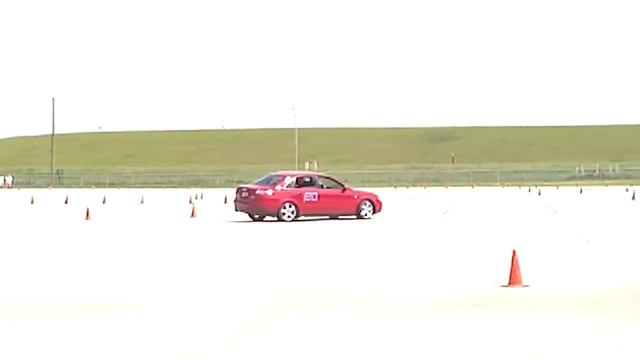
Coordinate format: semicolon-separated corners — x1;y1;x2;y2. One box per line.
234;171;383;222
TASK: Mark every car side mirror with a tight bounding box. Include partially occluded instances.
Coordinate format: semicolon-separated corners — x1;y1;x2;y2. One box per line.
341;187;349;193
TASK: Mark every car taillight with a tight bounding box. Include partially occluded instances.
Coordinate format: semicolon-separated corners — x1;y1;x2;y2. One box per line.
236;188;250;198
255;189;274;196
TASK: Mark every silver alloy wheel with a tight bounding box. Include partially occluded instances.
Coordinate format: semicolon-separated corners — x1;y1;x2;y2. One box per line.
278;202;298;222
358;200;375;219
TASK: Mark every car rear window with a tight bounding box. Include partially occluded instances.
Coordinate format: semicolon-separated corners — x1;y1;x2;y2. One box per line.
252;174;284;186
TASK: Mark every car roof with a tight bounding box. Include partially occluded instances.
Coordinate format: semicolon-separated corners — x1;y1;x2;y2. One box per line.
271;170;330;177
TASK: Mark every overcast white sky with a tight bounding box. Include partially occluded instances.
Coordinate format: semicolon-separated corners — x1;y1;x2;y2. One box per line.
1;0;639;139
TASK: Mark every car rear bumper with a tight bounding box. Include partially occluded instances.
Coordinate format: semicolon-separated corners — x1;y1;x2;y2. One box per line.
234;198;279;215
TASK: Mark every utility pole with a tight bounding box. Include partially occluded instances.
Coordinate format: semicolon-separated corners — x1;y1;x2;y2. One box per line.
50;97;55;185
293;107;299;170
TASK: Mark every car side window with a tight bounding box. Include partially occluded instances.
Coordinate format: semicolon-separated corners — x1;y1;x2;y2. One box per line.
294;175;319;188
317;176;344;190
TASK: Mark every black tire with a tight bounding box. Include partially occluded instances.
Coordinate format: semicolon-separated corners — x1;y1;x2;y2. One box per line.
356;199;375;219
277;202;298;222
248;214;265;222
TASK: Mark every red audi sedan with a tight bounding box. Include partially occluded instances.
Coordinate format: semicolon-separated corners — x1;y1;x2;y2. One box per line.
234;171;382;222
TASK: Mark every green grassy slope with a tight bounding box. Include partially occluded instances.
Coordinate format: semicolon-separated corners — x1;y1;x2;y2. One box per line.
0;126;639;172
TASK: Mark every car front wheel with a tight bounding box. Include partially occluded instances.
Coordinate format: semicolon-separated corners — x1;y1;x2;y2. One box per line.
356;199;375;219
277;202;298;222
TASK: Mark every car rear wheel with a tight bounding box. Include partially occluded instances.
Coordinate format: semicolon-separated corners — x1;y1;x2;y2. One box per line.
248;214;265;222
277;202;298;222
356;199;375;219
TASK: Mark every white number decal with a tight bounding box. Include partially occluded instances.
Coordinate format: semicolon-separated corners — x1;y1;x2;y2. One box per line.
304;192;319;202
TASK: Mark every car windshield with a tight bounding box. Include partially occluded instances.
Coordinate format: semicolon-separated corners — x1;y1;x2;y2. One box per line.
252;174;284;186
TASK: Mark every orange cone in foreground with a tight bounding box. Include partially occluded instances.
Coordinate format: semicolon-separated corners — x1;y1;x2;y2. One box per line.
85;207;91;220
190;205;197;218
503;250;527;287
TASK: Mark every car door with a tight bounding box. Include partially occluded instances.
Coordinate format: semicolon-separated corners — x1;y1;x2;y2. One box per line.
288;175;322;215
316;176;357;215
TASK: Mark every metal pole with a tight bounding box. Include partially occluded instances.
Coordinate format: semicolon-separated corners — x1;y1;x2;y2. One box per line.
51;97;55;184
293;107;299;170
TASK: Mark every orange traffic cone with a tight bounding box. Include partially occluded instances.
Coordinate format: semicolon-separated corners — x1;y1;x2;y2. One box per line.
190;205;197;218
64;195;69;204
85;207;91;220
503;250;527;287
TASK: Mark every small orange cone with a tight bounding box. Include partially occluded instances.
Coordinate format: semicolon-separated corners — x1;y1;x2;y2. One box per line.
190;205;197;218
64;195;69;204
85;207;91;220
503;250;527;287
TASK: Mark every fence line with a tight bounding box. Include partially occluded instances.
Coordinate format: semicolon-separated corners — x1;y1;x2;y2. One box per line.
5;164;640;188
